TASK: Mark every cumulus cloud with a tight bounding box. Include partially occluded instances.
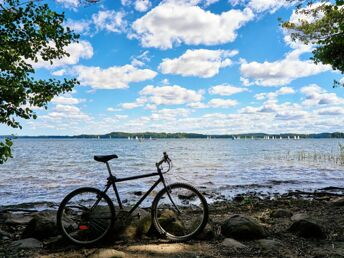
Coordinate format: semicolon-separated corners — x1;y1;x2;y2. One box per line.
32;41;93;69
52;95;81;105
92;10;126;33
64;19;91;34
74;65;157;89
135;0;152;12
131;2;254;49
240;49;331;86
140;85;203;105
159;49;238;78
301;84;344;106
55;0;79;8
317;107;344;116
255;87;295;100
208;98;237;108
248;0;290;13
209;84;247;96
43;104;90;121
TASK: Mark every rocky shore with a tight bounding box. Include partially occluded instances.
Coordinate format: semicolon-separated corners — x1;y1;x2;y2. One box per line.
2;192;344;257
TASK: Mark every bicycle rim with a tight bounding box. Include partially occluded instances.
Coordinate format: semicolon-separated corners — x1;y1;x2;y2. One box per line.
57;187;115;245
152;183;208;241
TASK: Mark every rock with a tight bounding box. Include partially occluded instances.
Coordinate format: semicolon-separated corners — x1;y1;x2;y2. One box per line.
221;238;247;249
256;239;282;252
88;248;125;258
11;238;43;249
178;192;196;200
157;209;185;236
133;191;143;196
233;195;245;203
288;219;325;239
291;213;308;221
196;223;215;240
270;209;292;218
22;211;58;240
43;235;71;249
4;213;33;225
110;208;152;240
221;214;266;240
331;197;344;206
0;229;11;240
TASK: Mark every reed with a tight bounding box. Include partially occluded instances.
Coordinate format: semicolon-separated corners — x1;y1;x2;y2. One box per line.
264;143;344;166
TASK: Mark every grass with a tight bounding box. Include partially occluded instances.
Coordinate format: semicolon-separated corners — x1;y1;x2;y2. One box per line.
264;143;344;166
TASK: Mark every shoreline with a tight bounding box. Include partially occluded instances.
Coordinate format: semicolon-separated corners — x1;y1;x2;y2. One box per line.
2;189;344;257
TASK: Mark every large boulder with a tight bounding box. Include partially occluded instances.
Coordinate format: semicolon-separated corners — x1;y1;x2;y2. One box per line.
11;238;43;249
196;223;215;240
221;238;247;250
155;209;186;236
110;208;152;241
4;213;33;225
221;214;266;240
288;219;325;239
22;211;58;240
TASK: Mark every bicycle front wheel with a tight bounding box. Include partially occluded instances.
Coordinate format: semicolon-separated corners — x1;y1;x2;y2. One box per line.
56;187;115;245
152;182;208;241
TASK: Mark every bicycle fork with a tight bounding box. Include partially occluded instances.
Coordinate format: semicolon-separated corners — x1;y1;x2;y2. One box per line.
159;170;182;214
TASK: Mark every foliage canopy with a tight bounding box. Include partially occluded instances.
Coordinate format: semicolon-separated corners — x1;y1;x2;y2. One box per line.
282;0;344;85
0;0;79;163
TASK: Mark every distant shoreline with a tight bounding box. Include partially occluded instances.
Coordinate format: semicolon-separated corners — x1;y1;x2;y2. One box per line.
1;131;344;139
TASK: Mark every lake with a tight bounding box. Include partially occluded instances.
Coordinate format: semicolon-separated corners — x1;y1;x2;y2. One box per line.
1;138;344;207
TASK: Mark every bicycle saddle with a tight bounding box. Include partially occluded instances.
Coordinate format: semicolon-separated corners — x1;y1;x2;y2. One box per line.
94;154;118;162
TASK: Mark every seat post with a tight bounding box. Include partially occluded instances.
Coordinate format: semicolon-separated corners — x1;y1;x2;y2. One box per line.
105;162;113;177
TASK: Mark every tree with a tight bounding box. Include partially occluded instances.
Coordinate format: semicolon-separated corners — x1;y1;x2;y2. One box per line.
0;0;79;163
282;0;344;85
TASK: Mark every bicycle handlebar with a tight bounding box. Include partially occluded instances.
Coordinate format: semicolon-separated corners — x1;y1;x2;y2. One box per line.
156;152;172;172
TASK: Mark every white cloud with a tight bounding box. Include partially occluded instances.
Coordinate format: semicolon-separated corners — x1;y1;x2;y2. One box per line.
74;65;157;89
120;102;143;109
55;0;79;8
140;85;203;105
209;84;247;96
131;50;151;67
151;108;191;120
301;84;344;106
131;2;254;49
107;107;122;112
52;95;80;105
208;98;237;108
135;0;151;12
43;104;90;121
159;49;238;78
52;69;66;76
317;107;344;116
255;86;295;100
92;10;126;33
240;49;331;86
64;19;91;34
32;40;93;69
248;0;290;13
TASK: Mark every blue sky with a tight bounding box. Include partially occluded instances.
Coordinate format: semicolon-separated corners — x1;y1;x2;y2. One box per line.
2;0;344;135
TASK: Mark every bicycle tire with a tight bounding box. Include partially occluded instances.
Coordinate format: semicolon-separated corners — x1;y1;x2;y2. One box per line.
56;187;115;245
151;182;208;241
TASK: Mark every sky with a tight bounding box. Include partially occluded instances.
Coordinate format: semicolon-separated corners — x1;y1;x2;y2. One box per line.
2;0;344;136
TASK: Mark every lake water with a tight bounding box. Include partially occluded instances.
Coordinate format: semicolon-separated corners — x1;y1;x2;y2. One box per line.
1;138;344;207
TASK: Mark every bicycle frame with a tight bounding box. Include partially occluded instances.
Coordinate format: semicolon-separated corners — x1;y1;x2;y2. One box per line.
100;161;169;216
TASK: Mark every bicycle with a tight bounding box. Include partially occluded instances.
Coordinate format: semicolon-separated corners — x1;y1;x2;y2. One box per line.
56;152;209;245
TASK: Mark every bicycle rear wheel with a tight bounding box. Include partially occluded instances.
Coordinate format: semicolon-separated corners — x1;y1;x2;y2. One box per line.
57;187;115;245
151;182;208;241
